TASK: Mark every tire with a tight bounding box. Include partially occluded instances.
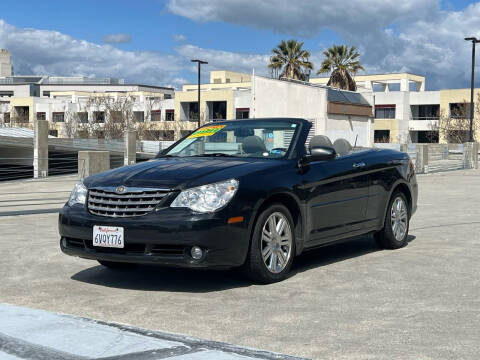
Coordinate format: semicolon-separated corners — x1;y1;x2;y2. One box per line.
374;191;410;249
97;260;135;269
243;203;296;284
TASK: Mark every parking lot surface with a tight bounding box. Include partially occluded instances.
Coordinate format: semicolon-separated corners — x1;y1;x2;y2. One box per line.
1;171;479;359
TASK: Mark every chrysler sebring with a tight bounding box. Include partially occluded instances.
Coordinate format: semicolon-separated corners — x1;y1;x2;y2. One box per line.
59;118;417;283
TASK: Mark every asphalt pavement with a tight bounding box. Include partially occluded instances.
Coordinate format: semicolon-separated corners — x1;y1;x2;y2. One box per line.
0;171;479;359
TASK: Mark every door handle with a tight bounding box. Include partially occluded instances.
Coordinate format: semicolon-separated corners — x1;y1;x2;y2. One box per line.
353;162;366;168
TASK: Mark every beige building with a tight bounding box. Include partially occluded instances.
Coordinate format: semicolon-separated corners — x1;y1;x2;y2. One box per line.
314;72;479;144
4;90;197;140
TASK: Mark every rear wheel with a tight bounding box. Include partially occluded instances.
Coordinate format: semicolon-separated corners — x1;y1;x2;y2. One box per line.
374;191;409;249
97;260;135;269
244;204;295;283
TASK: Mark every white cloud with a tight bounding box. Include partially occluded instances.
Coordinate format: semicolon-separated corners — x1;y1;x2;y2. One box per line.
166;0;438;37
0;20;186;88
102;33;131;44
173;34;186;42
176;44;270;76
168;0;480;89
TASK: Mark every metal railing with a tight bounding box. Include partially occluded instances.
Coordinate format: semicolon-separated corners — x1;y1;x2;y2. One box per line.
410;116;439;121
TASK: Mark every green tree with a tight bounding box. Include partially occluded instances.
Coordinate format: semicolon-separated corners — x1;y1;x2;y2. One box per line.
317;45;365;91
268;40;314;81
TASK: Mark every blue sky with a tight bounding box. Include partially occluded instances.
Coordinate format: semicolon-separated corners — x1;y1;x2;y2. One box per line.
1;0;480;90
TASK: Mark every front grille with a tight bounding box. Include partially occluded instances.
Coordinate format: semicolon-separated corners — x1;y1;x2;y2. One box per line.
84;240;146;254
88;187;169;217
150;245;186;256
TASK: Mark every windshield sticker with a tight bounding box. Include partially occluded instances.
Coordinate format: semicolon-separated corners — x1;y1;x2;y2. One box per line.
188;125;226;138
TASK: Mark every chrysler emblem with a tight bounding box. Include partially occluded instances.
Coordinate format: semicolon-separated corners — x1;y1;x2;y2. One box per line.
116;186;126;194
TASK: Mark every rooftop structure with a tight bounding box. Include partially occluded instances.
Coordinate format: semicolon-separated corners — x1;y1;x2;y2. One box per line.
0;49;13;77
311;72;426;92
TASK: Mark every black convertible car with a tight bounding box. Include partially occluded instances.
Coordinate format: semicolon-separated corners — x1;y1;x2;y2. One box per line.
60;118;417;283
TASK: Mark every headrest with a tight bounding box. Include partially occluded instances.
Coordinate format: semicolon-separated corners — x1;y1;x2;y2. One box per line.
333;138;353;156
242;135;266;154
309;135;333;153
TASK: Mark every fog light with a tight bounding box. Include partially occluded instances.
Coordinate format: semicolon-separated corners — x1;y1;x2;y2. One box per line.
191;246;203;260
62;238;67;248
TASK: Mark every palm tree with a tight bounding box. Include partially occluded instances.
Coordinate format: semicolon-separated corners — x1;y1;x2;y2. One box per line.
317;45;365;91
268;40;314;81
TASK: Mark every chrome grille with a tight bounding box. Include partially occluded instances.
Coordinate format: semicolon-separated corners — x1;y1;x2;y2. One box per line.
87;187;169;217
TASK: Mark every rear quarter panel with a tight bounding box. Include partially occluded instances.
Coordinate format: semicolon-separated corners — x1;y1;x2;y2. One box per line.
363;149;413;230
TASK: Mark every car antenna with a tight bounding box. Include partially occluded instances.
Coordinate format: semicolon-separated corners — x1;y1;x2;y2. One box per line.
354;134;358;148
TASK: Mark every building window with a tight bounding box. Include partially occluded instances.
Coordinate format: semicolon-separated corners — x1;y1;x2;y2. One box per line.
3;112;10;123
236;108;249;119
449;103;470;119
13;107;29;123
77;112;88;123
48;130;58;137
165;110;174;121
52;112;65;122
180;130;192;138
0;91;14;97
36;112;46;120
411;105;440;120
110;110;123;123
94;111;105;123
134;111;144;122
151;110;161;121
144;130;174;141
209;101;226;121
375;105;396;119
213;78;221;84
164;94;172;99
42;91;50;97
374;130;390;143
416;130;439;143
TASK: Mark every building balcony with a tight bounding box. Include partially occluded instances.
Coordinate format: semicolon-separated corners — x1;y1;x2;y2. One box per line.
409;119;439;131
411;116;440;121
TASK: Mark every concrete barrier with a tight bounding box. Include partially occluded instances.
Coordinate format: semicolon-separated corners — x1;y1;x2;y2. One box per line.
33;120;48;178
124;130;136;166
78;151;110;178
463;142;479;170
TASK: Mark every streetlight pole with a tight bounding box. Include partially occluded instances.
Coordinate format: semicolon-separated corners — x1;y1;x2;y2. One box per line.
191;59;208;127
465;37;479;142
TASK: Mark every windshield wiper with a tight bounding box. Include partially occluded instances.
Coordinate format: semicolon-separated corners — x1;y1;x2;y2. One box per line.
191;153;235;157
157;154;178;158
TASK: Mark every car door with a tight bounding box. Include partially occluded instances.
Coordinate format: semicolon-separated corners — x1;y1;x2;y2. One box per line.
362;150;406;231
300;151;370;247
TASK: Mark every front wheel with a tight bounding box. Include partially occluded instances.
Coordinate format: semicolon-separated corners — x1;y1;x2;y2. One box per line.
374;191;410;249
243;204;295;283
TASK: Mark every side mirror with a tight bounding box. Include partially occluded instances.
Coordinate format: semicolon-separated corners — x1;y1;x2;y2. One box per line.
303;146;336;164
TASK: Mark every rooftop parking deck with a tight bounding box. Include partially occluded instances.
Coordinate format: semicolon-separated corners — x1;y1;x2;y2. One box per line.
1;171;480;359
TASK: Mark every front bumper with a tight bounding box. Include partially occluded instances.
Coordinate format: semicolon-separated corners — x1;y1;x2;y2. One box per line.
59;204;251;269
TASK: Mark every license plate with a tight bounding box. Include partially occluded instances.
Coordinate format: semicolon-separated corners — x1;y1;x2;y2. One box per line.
93;226;124;248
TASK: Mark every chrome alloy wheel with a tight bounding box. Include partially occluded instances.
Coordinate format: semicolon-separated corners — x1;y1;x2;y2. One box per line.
261;212;293;274
391;197;408;241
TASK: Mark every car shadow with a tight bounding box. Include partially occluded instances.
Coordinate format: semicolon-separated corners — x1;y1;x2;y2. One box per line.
292;234;416;275
71;264;252;293
71;235;416;292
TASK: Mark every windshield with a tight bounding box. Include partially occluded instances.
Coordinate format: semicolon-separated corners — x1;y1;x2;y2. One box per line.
161;120;299;159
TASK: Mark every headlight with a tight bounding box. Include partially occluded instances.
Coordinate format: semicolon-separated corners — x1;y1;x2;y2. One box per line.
68;182;87;206
170;179;239;213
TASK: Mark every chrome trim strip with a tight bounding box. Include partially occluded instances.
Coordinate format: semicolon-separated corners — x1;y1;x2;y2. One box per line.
89;186;172;193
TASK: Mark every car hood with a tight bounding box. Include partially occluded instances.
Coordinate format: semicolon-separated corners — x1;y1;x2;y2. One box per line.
83;157;280;189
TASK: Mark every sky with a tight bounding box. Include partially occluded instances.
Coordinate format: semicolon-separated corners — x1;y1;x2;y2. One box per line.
1;0;480;90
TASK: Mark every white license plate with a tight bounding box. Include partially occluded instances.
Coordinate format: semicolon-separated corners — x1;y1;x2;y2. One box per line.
93;226;124;248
